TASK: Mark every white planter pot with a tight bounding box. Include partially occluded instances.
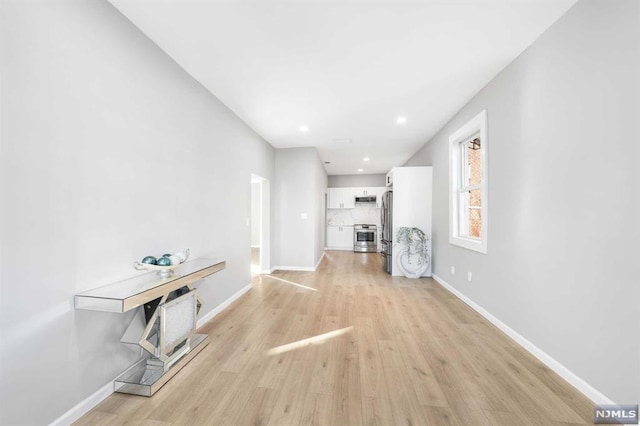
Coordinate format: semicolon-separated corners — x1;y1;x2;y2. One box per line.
396;248;430;279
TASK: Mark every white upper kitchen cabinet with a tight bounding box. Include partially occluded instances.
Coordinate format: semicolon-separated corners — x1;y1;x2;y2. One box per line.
374;187;387;208
327;188;340;208
352;187;377;196
328;187;387;209
328;188;355;209
341;189;356;208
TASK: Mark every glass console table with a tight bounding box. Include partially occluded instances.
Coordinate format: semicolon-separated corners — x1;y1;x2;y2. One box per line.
75;258;225;396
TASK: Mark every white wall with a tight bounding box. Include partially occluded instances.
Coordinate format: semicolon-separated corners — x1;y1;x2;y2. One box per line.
314;152;328;264
0;0;275;424
405;0;639;403
274;148;327;269
328;173;386;188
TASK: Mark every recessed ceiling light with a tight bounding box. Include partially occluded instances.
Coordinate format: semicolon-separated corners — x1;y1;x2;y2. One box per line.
396;116;407;124
363;157;370;162
299;125;309;132
357;168;363;172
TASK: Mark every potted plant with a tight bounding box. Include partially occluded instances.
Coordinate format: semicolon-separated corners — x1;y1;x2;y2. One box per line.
395;227;430;278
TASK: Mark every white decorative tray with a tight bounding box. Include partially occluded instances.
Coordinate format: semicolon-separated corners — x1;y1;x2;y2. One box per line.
134;249;190;277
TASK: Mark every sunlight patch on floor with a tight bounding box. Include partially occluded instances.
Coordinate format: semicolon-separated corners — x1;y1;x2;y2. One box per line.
264;326;354;356
261;275;319;292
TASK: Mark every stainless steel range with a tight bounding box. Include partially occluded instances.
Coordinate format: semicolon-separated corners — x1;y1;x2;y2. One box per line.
354;224;377;253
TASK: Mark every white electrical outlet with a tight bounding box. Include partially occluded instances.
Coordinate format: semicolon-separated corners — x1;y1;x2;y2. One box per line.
451;266;455;275
301;213;308;220
467;272;473;282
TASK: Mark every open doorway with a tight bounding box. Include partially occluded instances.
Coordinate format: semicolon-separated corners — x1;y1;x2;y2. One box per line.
251;174;270;274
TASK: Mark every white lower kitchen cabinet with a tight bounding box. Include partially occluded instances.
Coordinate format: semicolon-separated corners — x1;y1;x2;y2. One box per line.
326;225;354;250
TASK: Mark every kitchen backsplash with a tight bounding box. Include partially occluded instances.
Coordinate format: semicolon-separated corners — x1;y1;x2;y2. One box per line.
327;204;380;226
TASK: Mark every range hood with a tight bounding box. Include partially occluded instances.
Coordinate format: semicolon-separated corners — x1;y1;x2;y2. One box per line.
355;195;376;203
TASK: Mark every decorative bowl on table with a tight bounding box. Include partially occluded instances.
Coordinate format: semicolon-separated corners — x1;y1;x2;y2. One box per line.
134;249;190;277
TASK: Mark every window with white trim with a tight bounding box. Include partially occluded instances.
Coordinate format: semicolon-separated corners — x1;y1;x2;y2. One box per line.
449;110;488;253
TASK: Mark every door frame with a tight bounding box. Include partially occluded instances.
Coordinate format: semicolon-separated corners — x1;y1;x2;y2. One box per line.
251;174;271;273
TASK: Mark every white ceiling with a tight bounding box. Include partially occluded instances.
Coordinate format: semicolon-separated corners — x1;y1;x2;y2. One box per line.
109;0;577;176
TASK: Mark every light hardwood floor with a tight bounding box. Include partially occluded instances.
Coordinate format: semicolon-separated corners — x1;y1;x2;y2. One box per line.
76;251;594;425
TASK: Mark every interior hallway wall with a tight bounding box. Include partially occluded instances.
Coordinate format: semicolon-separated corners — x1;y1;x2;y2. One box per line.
405;0;639;404
0;0;275;423
274;148;327;269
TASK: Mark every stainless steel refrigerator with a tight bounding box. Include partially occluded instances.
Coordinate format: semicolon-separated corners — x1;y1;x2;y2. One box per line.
380;190;393;273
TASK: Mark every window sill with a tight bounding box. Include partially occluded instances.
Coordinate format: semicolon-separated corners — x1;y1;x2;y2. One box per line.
450;236;487;254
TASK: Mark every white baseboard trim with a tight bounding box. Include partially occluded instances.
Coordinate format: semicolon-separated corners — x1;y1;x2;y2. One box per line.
259;267;276;274
250;245;260;248
315;252;326;270
51;283;254;425
432;274;614;405
272;253;326;273
50;381;113;426
325;247;353;251
197;283;252;329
